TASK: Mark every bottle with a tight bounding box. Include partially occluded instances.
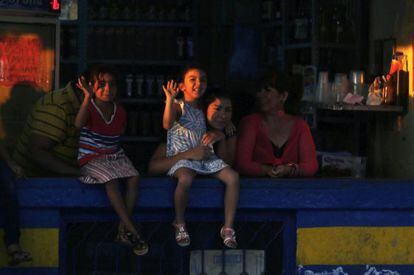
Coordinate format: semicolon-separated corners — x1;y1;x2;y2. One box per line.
262;0;272;21
176;29;185;59
156;75;164;96
186;35;193;59
145;75;155;97
135;74;144;97
318;5;328;42
293;0;308;42
125;74;133;97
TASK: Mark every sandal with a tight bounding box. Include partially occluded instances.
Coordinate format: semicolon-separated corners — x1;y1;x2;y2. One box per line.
220;227;237;249
116;230;149;256
172;222;190;247
8;248;32;266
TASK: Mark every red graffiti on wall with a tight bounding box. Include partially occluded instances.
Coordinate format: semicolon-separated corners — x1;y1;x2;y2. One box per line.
0;34;50;88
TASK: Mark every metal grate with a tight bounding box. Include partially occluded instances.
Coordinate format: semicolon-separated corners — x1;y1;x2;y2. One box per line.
65;221;283;275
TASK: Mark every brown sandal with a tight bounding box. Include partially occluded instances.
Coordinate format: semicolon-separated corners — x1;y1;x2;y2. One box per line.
220;227;237;249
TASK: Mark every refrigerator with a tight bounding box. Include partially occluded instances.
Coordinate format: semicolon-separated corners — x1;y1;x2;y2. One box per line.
0;0;61;148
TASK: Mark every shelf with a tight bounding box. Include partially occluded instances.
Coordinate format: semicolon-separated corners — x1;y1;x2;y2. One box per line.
88;21;193;28
61;59;78;64
316;103;403;113
284;42;312;49
121;136;161;143
317;43;357;49
60;20;78;26
119;98;163;104
261;20;283;28
87;59;190;66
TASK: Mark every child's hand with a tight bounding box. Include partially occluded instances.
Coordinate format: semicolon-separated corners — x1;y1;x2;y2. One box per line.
162;80;180;100
201;130;225;146
224;122;236;138
76;76;93;98
184;145;212;160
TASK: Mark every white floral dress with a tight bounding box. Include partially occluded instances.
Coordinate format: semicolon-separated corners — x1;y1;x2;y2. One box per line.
166;100;228;176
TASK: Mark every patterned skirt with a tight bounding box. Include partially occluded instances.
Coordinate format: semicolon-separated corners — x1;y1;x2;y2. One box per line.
79;151;139;184
167;158;228;176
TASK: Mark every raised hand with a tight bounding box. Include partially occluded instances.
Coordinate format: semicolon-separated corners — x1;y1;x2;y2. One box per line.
76;76;94;98
162;80;180;100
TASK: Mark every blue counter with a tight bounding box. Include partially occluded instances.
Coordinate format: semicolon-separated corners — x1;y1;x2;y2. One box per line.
1;178;414;274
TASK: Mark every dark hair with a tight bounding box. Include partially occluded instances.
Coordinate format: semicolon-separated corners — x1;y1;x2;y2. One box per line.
203;86;232;113
257;70;302;115
178;63;206;83
82;64;120;84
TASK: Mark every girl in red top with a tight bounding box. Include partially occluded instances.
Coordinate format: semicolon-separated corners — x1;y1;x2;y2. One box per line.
75;65;148;256
236;71;318;177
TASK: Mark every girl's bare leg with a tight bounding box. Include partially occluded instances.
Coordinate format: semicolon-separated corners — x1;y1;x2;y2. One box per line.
105;179;137;235
173;168;196;225
215;167;240;228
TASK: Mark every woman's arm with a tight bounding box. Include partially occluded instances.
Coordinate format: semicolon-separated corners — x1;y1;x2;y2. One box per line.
148;143;211;175
215;136;237;166
235;116;270;176
295;122;318;177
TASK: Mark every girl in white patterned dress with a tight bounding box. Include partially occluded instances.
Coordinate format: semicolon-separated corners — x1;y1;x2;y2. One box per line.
163;65;239;248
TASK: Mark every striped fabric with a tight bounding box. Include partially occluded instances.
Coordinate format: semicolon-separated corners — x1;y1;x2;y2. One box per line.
12;82;80;177
77;100;123;166
77;99;138;184
79;151;138;184
166;100;227;176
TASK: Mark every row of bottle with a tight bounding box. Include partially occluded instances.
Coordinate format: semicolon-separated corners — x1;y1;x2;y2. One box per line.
123;74;170;98
126;109;162;137
87;27;193;60
88;0;192;22
261;0;282;21
317;0;355;43
262;29;283;66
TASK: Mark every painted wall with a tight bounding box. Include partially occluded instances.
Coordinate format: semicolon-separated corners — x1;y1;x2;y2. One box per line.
369;0;414;178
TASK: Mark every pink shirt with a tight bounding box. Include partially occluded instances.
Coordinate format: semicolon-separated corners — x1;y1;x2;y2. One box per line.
236;113;318;177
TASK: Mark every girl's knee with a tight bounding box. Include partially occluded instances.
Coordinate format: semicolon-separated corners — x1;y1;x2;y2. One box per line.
128;175;140;185
177;174;194;189
224;169;240;186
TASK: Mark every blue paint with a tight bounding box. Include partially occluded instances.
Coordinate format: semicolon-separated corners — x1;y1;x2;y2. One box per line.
297;210;414;227
17;178;414;209
0;267;58;275
6;177;414;275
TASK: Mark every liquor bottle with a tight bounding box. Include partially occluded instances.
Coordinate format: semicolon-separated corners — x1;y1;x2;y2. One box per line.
293;0;309;42
176;29;185;59
126;74;133;97
98;0;108;20
134;2;143;20
262;0;273;21
68;27;77;59
135;74;144;97
156;75;164;96
122;0;132;21
109;0;120;20
318;5;328;42
274;0;281;19
146;75;155;97
186;35;193;59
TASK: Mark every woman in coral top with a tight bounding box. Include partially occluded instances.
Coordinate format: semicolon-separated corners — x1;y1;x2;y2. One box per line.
235;71;318;177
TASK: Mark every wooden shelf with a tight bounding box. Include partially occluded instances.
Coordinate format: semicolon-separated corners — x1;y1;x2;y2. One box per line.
87;59;190;66
87;20;193;28
316;103;403;113
119;98;163;104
